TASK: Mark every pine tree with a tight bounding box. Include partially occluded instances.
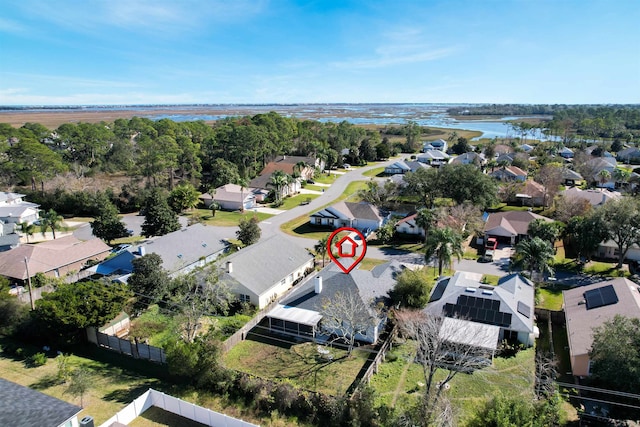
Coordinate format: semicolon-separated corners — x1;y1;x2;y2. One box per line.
91;200;129;244
141;188;181;237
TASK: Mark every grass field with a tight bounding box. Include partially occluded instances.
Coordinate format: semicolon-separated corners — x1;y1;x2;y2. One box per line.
362;166;386;177
185;209;274;226
369;340;535;423
223;338;369;396
280;180;368;238
278;193;321;210
358;258;388;271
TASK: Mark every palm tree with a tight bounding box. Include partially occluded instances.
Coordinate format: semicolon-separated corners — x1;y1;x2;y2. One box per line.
39;209;64;239
315;235;329;267
269;170;289;204
236;177;248;212
613;167;631;189
597;169;611;187
515;237;555;282
19;222;36;243
424;227;464;276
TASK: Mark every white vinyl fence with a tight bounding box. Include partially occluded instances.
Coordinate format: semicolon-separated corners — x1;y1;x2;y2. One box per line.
99;389;259;427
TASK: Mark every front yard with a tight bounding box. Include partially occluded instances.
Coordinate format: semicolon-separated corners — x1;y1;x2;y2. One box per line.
369;340;536;424
223;337;370;396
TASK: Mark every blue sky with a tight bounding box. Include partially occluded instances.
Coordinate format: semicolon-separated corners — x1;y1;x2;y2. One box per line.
0;0;638;105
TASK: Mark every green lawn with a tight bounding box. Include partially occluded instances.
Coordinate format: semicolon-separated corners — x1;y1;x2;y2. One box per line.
362;166;386;177
0;339;166;425
481;274;500;286
370;340;536;423
303;184;326;192
280;180;368;237
358;258;388;271
536;284;569;311
278;193;321;210
223;339;369;396
185;209;274;226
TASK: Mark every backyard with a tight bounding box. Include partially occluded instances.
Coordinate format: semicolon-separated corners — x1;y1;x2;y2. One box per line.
223;336;371;396
369;340;536;424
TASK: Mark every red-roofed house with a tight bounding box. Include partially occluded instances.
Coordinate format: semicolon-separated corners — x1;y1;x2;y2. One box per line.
483;211;552;245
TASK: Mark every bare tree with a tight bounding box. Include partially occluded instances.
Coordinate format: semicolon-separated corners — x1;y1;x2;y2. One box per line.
320;290;378;356
395;310;496;426
553;195;592;223
170;270;235;343
535;352;557;400
535;164;563;207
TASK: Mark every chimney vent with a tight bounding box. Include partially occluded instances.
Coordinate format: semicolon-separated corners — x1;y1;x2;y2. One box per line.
138;246;146;256
227;261;233;274
314;276;323;294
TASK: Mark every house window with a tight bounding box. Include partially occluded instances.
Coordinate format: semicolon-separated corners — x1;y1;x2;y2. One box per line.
280;279;286;286
239;294;251;303
288;274;294;283
328;219;334;225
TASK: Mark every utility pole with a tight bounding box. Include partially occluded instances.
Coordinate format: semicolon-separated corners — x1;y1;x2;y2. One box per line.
24;257;35;310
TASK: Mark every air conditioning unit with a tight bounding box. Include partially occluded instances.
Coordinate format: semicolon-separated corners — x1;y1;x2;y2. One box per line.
79;416;94;427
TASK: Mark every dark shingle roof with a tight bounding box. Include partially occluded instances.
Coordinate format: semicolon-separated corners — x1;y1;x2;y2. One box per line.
0;378;81;427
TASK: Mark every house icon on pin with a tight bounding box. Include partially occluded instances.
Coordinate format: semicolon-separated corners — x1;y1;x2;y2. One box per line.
337;236;358;257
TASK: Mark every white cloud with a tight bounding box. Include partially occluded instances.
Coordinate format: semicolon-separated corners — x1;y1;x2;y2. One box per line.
331;47;456;69
0;17;28;34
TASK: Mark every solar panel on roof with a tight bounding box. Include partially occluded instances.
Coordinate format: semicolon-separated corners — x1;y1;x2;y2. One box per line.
584;284;618;310
430;279;449;302
517;301;531;318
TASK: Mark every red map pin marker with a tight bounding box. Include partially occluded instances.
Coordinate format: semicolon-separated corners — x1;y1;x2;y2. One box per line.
327;227;367;274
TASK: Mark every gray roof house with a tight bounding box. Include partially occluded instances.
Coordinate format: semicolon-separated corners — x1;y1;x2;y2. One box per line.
559;187;621;208
0;220;19;251
451;152;486;167
0;378;82;427
265;261;403;343
384;160;428;175
219;234;315;309
563;278;640;377
310;201;385;232
617;146;640;163
561;168;584;186
416;150;450;166
426;272;537;347
90;223;231;280
423;139;448;153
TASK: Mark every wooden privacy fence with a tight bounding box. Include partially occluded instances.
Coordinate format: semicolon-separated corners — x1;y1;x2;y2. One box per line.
221;299;279;353
87;327;166;364
350;325;398;394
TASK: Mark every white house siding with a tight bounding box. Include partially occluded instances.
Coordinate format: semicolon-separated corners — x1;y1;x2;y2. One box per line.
396;223;424;236
597;243;640;262
351;218;382;231
254;259;315;309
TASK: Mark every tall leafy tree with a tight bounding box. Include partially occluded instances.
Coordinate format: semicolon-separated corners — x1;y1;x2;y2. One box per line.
34;281;130;344
594;197;640;268
141;188;181;237
389;268;432;309
415;208;437;242
590;315;640;393
527;219;562;245
424;227;464;276
128;253;171;313
236;216;261;246
91;199;129;244
564;215;607;261
403;167;441;208
438;164;499;209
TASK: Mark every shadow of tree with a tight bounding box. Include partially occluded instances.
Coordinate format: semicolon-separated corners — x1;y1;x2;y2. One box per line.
102;381;158;404
30;374;62;390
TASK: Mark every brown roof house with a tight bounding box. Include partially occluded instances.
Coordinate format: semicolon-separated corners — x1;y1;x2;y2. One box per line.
515;179;547;207
250;155;320;199
490;165;528;182
0;235;111;283
310;201;385;232
563;278;640;377
483;211;552;245
559;187;621;208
